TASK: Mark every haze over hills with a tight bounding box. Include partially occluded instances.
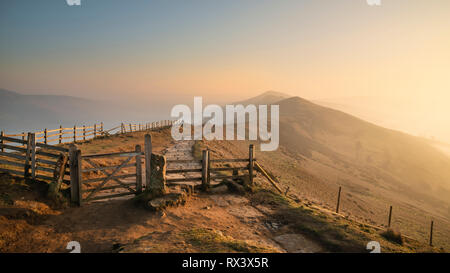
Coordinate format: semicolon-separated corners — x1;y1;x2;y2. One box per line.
276;96;450;203
0;89;171;133
313;96;450;145
236;91;450;212
0;89;102;132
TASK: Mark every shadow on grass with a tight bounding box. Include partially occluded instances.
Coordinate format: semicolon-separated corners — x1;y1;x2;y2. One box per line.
250;189;369;252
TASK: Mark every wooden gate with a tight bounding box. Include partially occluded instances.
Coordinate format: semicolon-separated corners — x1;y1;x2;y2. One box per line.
0;133;70;184
69;145;143;205
165;144;256;190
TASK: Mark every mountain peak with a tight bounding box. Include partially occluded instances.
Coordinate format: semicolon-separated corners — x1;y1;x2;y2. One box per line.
234;90;292;105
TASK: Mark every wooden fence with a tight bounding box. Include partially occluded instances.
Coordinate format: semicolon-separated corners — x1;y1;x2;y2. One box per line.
1;123;103;146
0;133;70;184
119;120;173;134
0;119;177;146
165;144;257;191
67;134;261;206
0;119;177;185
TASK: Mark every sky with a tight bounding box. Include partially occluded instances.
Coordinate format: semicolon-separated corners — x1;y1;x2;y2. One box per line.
1;0;450;141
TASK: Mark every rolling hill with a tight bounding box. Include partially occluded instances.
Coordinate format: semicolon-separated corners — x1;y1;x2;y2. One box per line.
205;92;450;248
276;96;450;203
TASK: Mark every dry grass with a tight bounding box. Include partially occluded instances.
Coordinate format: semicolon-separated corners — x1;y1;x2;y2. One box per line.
191;140;205;161
381;229;404;245
250;188;440;253
200;138;450;251
181;228;277;253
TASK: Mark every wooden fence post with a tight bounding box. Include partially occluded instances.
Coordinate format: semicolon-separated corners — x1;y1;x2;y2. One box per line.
249;144;254;185
73;125;76;143
24;133;32;178
94;124;97;138
207;149;211;187
136;144;143;194
130;124;132;132
44;128;48;144
0;131;3;152
145;134;152;188
22;132;25;147
430;220;434;246
100;122;103;133
59;125;63;144
121;123;124;134
51;153;68;195
388;205;393;228
83;125;86;141
69;144;82;206
29;133;36;179
202;150;209;191
336;186;342;213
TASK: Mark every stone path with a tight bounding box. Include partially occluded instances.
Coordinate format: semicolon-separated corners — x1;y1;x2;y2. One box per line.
164;140;205;187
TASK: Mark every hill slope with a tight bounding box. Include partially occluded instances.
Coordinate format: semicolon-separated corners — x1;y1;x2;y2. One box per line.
234;90;292;105
201;93;450;249
276;96;450;205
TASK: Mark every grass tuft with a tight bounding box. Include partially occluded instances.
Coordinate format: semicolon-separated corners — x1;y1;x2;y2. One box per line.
381;229;404;245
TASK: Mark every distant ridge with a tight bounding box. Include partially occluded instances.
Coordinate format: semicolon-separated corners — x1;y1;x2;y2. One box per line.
0;88;112;133
234;90;292;105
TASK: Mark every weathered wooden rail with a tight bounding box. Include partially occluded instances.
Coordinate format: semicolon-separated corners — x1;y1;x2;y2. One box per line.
0;133;70;184
0;119;177;147
120;120;173;134
0;123;103;146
